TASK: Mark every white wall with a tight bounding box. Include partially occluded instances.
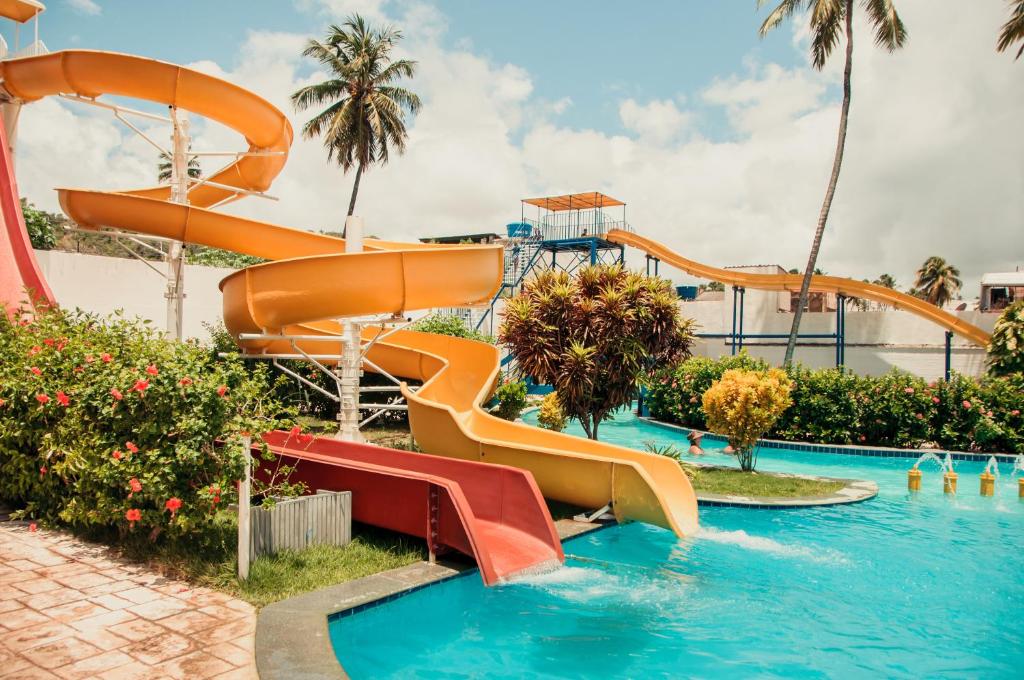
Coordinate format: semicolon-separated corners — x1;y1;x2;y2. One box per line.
681;294;998;380
34;250;234;340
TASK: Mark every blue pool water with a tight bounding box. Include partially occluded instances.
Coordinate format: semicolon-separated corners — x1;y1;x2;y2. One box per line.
330;411;1024;678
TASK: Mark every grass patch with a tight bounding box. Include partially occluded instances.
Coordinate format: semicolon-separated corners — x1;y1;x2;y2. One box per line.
681;464;845;498
81;513;424;608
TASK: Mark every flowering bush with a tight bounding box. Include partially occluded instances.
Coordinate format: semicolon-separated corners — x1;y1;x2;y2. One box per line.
0;307;294;538
702;368;793;471
647;355;1024;453
537;391;567;432
645;353;769;430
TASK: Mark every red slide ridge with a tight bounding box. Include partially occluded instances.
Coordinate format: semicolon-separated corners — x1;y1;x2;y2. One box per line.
0;119;55;316
260;432;564;584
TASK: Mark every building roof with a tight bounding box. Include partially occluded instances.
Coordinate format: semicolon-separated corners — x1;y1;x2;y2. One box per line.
981;272;1024;287
418;232;501;244
522;192;624;212
0;0;44;23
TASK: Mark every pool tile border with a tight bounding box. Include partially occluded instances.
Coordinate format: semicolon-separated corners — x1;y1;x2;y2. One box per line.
255;518;607;680
641;417;1020;463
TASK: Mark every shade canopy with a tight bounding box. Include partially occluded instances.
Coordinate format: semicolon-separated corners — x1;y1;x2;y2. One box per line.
0;0;44;23
522;191;624;212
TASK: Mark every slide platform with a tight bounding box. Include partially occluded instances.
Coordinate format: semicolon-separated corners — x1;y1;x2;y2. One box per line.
607;229;991;347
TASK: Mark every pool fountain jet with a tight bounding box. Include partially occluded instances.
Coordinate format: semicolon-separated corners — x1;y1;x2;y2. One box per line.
979;456;1000;497
908;452;957;494
1012;454;1024;498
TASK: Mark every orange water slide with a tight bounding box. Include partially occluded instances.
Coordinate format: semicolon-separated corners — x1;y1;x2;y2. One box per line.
607;229;991;347
0;48;699;541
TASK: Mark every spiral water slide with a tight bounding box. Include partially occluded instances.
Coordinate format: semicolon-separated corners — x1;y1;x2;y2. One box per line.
0;46;698;570
607;230;991;347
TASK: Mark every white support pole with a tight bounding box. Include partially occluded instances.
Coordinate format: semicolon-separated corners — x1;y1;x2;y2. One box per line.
337;216;364;442
238;435;252;580
165;106;190;340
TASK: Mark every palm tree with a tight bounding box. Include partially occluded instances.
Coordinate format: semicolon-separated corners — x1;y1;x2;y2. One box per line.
759;0;907;366
998;0;1024;59
914;256;962;308
873;273;897;289
292;15;421;235
157;150;201;183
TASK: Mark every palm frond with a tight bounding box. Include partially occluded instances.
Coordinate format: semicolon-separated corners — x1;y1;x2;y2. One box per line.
862;0;908;50
758;0;807;37
809;2;844;70
997;0;1024;59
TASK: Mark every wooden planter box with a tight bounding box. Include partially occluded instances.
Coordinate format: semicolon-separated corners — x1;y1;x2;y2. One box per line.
249;490;352;562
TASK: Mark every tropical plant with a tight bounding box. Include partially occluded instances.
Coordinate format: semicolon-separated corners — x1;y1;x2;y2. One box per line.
501;265;695;439
998;0;1024;59
646;353;770;430
21;198;60;250
702;368;793;471
987;300;1024;376
914;256;961;307
537;391;567;432
157;149;202;183
492;380;528;421
292;15;421;232
643;441;683;460
0;307;295;537
873;273;897;289
759;0;908;366
186;246;265;269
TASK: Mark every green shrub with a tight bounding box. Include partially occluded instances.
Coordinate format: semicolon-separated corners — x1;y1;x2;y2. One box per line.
537;391;567;431
703;368;793;471
0;308;294;537
774;366;861;444
858;371;933;448
645;355;1023;453
646;353;769;429
22;199;60;250
988;301;1024;377
411;313;494;344
493;380;527;421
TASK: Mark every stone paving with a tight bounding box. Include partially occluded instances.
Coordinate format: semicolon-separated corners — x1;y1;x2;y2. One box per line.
0;520;257;679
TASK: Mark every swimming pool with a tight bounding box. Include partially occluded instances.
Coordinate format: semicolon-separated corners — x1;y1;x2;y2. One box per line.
329;411;1024;678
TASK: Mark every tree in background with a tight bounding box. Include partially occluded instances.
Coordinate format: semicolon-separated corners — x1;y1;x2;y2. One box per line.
987;300;1024;376
998;0;1024;59
157;149;202;184
702;368;793;471
292;15;421;234
410;313;494;343
873;273;897;290
759;0;907;366
914;256;961;307
501;265;696;440
699;281;725;293
21;199;60;250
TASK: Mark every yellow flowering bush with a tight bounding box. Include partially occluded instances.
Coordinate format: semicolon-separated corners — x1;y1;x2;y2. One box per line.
537;391;567;432
702;368;793;471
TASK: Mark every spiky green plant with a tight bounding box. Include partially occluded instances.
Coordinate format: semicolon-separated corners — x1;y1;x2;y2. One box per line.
500;265;696;440
988;301;1024;377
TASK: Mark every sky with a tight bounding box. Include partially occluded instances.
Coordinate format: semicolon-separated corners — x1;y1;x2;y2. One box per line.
7;0;1023;297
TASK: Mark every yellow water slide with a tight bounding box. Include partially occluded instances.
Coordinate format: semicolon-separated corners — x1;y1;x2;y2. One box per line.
0;49;698;536
607;230;991;347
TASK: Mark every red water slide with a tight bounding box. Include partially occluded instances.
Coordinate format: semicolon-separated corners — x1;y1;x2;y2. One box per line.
260;432;564;584
0;118;54;315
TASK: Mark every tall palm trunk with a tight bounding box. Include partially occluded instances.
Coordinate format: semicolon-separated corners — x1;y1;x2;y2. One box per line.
783;0;854;367
342;162;364;238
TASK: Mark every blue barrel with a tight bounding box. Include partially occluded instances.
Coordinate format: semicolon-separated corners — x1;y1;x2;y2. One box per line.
676;285;698;300
506;222;532;238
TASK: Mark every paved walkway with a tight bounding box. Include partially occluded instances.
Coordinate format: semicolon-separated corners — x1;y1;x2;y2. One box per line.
0;520;257;679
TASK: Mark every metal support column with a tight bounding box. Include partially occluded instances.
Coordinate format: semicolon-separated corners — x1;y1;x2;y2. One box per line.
164;106;190;340
834;294;843;368
737;287;746;352
730;286;739;355
337;215;365;442
589;238;597;266
944;331;953;381
619;245;625;265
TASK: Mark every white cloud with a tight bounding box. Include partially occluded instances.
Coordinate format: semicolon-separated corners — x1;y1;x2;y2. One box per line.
66;0;101;16
14;0;1023;297
618;98;692;144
